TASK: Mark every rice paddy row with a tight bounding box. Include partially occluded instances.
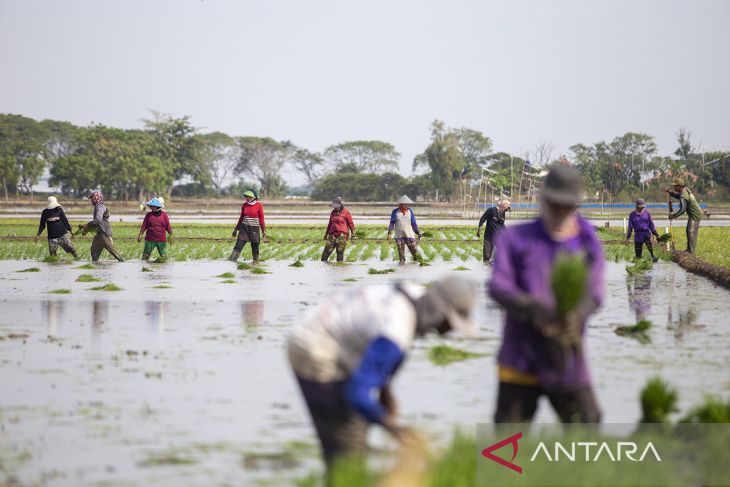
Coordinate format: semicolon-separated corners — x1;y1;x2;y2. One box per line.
2;220;729;267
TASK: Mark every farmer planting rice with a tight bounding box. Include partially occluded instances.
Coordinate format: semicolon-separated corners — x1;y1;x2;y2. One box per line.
477;198;511;263
626;198;660;262
286;276;477;468
387;195;422;263
35;196;78;259
666;177;703;253
137;198;173;261
79;191;124;262
229;190;266;262
321;197;355;262
489;164;605;423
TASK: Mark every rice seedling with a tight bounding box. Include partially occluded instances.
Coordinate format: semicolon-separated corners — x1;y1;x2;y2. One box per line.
152;284;173;289
141;266;153;272
17;267;41;272
640;377;678;423
48;289;71;294
626;259;652;276
452;265;470;271
615;319;652;343
216;272;235;278
289;260;304;267
237;262;252;270
428;345;486;365
342;278;358;282
221;279;237;284
251;266;270;274
551;254;589;317
680;396;730;423
90;283;122;291
42;255;60;263
368;267;395;275
76;274;101;282
76;263;95;269
657;233;672;243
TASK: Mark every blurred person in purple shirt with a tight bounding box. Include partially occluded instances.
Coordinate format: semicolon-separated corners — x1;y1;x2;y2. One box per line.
489;165;605;423
626;198;660;262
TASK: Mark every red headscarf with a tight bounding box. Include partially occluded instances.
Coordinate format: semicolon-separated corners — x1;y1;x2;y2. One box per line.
89;191;104;206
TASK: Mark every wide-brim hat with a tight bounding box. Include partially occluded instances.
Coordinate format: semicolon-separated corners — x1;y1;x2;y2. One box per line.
425;276;478;336
397;195;414;205
46;196;61;209
146;198;164;208
329;197;344;208
671;177;685;186
540;165;583;206
243;190;256;198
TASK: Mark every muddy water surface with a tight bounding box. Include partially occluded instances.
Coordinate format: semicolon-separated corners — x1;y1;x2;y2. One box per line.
1;259;729;486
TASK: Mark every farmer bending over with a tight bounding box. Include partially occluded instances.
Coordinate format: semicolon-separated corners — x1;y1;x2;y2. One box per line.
137;198;173;260
477;198;511;263
665;177;702;253
489;165;605;423
287;276;477;468
626;198;659;262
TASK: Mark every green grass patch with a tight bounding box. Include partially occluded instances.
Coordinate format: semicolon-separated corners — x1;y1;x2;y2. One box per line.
368;267;396;275
428;345;486;366
48;289;71;294
681;396;730;423
216;272;235;278
17;267;41;272
76;274;101;282
90;283;122;292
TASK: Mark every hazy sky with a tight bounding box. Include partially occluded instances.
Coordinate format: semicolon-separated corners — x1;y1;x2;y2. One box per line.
1;0;729;184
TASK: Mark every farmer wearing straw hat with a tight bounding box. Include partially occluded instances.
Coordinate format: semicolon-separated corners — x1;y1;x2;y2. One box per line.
229;190;266;262
665;177;702;253
137;198;173;260
626;198;660;262
35;196;78;258
79;191;124;262
287;276;478;469
321;197;355;262
387;195;422;263
489;165;605;423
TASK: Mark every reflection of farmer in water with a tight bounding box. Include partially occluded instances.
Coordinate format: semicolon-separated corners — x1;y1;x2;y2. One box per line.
626;273;653;322
286;276;477;468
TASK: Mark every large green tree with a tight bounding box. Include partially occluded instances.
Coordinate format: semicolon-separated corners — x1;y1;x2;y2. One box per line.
0;114;48;201
198;132;240;196
236;137;293;197
324;140;400;173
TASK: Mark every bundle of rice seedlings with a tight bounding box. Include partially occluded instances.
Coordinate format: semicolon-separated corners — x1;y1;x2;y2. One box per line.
657;233;672;243
626;259;652;276
640;377;678;423
551;253;588;318
615;319;652;343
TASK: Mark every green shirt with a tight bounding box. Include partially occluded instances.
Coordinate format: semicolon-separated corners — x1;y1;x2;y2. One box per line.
681;188;703;220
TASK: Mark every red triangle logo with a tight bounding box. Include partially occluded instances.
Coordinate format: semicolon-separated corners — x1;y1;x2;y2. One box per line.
481;432;523;474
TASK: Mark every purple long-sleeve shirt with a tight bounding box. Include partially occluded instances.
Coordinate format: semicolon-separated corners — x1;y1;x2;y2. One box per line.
489;215;605;392
627;210;658;243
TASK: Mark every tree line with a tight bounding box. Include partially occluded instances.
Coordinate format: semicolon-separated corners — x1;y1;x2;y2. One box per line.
1;112;728;203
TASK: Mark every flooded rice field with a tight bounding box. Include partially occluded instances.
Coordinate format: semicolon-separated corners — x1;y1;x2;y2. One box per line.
1;259;729;486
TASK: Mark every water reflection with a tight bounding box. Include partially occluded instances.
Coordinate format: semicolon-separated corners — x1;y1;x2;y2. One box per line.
146;302;168;340
91;301;109;351
241;300;264;327
626;273;653;322
43;300;65;336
